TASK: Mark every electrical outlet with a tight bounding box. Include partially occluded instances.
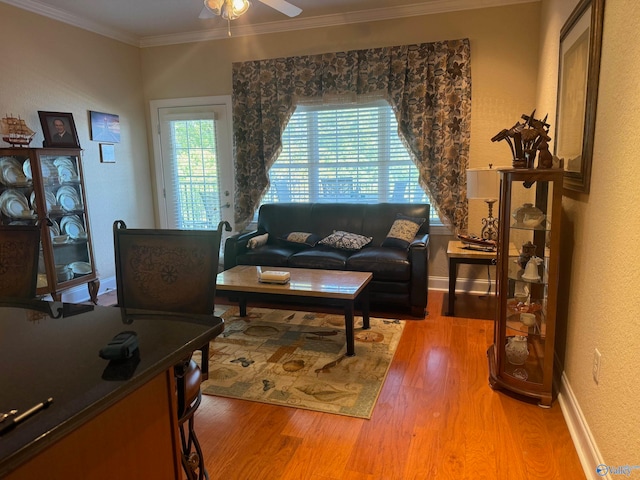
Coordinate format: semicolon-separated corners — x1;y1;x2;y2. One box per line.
592;348;601;384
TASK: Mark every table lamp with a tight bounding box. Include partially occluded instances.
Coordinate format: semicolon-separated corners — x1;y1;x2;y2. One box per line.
466;164;500;241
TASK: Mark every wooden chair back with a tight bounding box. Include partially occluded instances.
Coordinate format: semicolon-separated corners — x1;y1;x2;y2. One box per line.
0;223;42;299
113;220;230;314
113;220;231;380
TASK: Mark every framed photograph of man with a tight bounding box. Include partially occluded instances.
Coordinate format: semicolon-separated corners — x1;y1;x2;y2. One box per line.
38;111;80;148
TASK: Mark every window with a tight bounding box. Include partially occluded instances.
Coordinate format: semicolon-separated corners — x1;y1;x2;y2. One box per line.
261;100;440;224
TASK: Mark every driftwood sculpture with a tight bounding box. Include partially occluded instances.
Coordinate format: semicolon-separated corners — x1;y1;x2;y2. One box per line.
491;110;552;169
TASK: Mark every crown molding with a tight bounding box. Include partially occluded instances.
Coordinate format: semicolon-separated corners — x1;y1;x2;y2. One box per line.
1;0;140;46
2;0;538;48
141;0;538;47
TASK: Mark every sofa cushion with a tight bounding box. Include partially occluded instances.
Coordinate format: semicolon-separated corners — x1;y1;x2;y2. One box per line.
381;214;425;250
318;231;372;251
346;247;411;281
288;247;351;269
278;231;321;248
257;203;315;240
247;233;269;249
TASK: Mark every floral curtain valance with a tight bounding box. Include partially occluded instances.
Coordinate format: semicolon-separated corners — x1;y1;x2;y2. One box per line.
232;38;471;231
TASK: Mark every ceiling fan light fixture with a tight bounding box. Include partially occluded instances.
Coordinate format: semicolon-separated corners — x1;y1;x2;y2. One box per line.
204;0;251;20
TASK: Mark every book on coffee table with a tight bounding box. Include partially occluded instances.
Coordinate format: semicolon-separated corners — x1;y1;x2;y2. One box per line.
257;269;290;284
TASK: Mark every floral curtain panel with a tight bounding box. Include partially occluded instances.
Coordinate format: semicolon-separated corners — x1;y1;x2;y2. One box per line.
232;38;471;231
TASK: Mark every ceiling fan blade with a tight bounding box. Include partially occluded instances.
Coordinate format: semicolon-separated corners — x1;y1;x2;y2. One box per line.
199;6;215;19
258;0;302;17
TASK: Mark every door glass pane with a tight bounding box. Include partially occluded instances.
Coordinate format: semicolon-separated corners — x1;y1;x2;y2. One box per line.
159;108;222;230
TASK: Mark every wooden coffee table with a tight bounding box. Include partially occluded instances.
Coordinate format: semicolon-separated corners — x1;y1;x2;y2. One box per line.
216;265;372;356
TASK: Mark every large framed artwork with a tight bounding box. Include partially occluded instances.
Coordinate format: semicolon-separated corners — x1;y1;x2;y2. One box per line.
555;0;605;194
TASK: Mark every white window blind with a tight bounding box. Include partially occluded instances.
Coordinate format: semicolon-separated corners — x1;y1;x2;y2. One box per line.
160;111;221;229
261;100;438;222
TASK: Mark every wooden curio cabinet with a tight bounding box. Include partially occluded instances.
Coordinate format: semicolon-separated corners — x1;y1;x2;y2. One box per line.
0;148;99;302
488;168;563;407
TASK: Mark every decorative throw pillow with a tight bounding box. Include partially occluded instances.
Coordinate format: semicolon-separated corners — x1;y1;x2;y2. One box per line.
247;233;269;249
279;232;321;247
318;231;372;251
381;214;425;249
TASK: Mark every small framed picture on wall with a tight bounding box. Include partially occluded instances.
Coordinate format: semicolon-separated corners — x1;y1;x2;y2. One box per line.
99;143;115;163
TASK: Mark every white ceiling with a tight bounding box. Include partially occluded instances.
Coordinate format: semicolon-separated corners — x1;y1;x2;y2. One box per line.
1;0;537;47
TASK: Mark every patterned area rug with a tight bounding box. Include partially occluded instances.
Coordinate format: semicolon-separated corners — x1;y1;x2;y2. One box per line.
199;307;404;419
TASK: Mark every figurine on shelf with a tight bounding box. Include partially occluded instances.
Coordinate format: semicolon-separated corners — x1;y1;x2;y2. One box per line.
1;114;35;147
518;241;537;269
521;256;543;282
505;336;529;365
491;110;551;169
537;137;553;169
512;203;544;226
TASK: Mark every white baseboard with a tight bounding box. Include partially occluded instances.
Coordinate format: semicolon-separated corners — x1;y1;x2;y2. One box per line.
429;274;497;295
557;373;608;480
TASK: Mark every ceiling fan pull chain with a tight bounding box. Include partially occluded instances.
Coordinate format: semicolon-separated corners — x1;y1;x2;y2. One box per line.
227;18;232;37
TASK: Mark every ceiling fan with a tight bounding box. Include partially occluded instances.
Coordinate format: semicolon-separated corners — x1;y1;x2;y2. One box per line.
199;0;302;21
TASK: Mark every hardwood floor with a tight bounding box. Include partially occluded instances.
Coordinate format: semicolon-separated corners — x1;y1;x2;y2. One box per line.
187;290;585;480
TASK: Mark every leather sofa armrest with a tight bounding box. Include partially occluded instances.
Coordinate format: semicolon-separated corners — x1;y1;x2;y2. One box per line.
408;233;430;316
409;233;429;249
224;230;262;270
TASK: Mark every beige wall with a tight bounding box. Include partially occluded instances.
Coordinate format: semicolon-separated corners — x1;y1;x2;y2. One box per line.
537;0;640;466
0;3;154;294
140;2;541;284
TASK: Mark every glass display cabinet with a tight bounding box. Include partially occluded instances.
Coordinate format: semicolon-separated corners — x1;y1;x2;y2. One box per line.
488;167;563;407
0;148;99;302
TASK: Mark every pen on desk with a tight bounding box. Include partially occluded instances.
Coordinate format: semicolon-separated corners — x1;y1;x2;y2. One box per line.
0;410;18;423
0;398;53;435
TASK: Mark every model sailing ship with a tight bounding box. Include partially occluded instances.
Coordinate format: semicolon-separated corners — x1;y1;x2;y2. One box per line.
1;114;35;146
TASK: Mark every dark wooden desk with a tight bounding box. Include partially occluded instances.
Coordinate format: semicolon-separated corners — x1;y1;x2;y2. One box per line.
0;300;223;479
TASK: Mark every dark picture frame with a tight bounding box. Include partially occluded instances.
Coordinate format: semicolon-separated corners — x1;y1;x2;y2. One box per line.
99;143;116;163
38;111;80;148
554;0;605;194
90;111;120;143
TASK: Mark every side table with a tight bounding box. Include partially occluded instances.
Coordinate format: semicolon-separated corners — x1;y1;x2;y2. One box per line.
447;240;497;316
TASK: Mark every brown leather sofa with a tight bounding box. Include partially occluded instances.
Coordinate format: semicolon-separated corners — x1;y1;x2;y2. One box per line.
223;203;430;316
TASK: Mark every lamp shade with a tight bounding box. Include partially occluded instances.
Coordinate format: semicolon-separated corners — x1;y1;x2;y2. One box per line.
205;0;251;20
467;167;500;200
